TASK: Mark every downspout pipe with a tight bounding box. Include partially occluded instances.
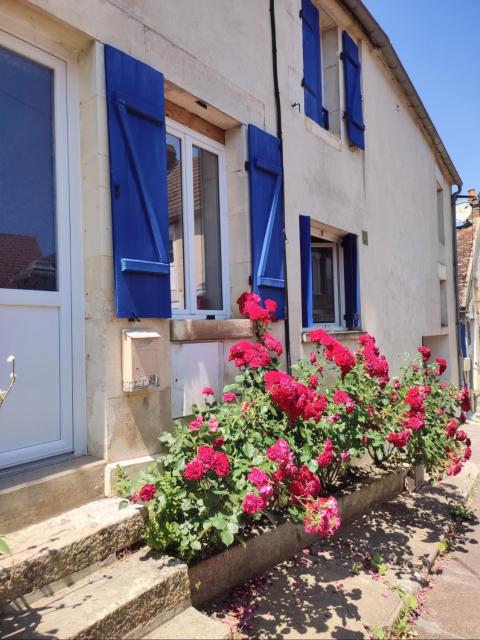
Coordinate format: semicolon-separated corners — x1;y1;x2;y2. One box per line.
451;184;463;387
269;0;292;372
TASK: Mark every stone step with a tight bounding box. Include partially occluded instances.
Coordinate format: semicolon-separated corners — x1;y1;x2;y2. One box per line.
0;547;190;639
0;497;146;604
144;606;231;639
0;456;106;533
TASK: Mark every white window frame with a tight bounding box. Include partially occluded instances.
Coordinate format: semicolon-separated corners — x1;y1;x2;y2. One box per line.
311;239;345;330
166;117;230;319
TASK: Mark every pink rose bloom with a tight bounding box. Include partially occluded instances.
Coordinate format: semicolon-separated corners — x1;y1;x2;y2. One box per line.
242;493;266;514
309;352;317;365
213;436;225;448
340;450;351;463
223;392;237;403
188;416;204;432
258;483;274;499
248;467;270;487
266;439;291;465
139;483;157;502
208;417;219;432
202;386;214;395
308;375;318;389
129;491;140;504
184;459;204;481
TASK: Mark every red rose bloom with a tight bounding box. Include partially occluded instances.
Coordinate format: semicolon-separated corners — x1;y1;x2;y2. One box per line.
242;493;266;514
289;465;321;500
213;436;225;448
197;446;216;471
445;419;458;438
332;389;355;413
139;483;157;502
387;430;411;448
458;387;471;412
317;439;334;467
213;451;231;477
263;332;283;356
272;467;286;484
184;459;204;481
435;357;447;376
417;346;431;363
236;292;274;324
229;341;271;369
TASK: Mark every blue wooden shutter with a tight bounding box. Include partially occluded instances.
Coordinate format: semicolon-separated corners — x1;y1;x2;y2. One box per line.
105;45;170;318
301;0;325;128
342;31;365;149
248;124;285;319
299;215;313;328
343;233;360;329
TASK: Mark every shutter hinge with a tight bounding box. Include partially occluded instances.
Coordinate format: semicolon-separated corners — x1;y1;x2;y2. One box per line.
128;313;141;323
299;9;303;19
301;77;305;88
340;52;344;61
248;275;252;286
244;161;250;172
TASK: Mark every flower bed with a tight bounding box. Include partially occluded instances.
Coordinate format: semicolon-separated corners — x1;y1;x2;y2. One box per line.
188;465;409;606
117;292;472;567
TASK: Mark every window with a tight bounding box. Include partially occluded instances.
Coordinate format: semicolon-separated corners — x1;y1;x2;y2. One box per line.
437;187;445;245
320;17;341;136
440;280;448;327
166;119;228;317
0;44;57;291
311;239;343;326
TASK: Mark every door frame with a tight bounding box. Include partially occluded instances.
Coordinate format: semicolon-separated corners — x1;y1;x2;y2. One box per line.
0;28;86;466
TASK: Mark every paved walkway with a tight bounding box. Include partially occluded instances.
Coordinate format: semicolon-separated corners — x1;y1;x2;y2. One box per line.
415;421;480;640
204;434;479;639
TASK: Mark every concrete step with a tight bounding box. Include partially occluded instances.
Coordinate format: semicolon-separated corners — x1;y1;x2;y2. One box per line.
0;456;106;533
0;547;190;639
0;497;146;604
144;606;231;639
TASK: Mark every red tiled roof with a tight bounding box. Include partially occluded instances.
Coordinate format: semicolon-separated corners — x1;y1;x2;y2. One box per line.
0;234;42;289
457;223;478;308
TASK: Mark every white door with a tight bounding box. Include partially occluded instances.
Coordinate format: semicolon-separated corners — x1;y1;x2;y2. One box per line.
0;33;74;469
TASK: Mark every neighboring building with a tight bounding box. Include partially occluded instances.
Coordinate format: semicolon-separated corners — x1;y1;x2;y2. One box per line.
457;189;480;406
0;0;461;479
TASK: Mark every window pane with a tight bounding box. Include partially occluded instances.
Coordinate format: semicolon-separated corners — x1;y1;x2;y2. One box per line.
193;145;222;310
312;245;336;323
0;46;57;291
167;133;185;309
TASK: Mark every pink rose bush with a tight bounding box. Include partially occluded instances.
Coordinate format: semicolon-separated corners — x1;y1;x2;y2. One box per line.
117;292;471;563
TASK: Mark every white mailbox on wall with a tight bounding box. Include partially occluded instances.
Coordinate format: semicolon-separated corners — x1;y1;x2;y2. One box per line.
122;330;161;393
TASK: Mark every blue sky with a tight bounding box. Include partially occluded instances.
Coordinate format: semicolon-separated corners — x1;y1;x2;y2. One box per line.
363;0;480;192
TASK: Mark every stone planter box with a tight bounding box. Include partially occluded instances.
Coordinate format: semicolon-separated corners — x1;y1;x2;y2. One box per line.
189;466;409;607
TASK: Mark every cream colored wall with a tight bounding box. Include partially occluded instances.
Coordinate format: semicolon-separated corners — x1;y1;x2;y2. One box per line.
5;0;460;464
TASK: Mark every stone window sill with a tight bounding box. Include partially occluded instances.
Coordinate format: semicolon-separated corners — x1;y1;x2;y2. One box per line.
170;319;253;342
302;329;366;344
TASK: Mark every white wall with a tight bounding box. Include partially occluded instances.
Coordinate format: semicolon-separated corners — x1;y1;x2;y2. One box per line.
2;0;459;463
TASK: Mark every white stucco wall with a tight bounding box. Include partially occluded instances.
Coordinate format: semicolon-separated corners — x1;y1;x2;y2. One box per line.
1;0;460;463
